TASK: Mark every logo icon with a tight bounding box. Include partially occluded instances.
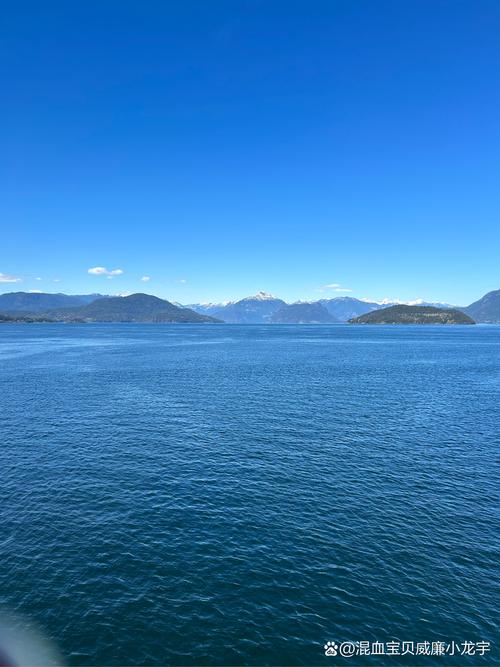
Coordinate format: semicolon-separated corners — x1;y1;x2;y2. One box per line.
324;641;338;656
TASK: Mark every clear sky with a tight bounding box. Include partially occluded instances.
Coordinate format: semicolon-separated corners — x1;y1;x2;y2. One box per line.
2;0;499;305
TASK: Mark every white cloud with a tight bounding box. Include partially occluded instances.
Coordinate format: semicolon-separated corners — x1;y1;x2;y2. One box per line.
35;277;42;281
29;290;43;293
141;276;151;282
0;272;22;283
53;279;61;283
88;266;124;276
176;278;187;284
316;283;352;293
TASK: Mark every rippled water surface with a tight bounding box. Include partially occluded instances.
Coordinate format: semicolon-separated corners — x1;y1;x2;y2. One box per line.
1;324;499;665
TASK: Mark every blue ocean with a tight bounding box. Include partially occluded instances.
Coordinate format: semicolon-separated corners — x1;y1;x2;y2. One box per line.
1;324;498;665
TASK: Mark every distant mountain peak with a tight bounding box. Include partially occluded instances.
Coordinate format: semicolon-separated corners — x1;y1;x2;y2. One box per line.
242;291;278;302
207;292;285;323
361;297;458;308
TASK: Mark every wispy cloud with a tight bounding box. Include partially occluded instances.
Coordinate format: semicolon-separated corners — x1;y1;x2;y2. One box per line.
140;276;151;282
88;266;124;277
0;272;22;283
316;283;352;293
35;277;42;281
176;278;187;284
29;290;43;293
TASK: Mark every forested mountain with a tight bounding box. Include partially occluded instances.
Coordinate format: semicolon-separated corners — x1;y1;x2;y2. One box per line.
349;305;475;325
34;294;221;323
463;289;500;323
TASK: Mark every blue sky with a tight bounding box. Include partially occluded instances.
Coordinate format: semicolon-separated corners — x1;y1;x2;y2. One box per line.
2;0;499;305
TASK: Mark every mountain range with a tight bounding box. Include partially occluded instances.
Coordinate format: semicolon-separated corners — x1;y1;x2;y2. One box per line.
187;294;465;323
0;293;219;323
1;289;500;323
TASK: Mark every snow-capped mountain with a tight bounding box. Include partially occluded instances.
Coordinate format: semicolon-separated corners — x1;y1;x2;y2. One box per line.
209;292;286;323
239;291;278;302
186;294;462;323
366;297;459;308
